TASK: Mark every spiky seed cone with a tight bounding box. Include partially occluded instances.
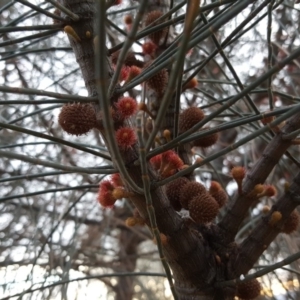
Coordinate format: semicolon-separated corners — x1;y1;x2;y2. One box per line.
193;131;219;148
59;103;96;135
179;107;205;133
145;66;168;96
211;189;227;208
166;177;190;211
188;194;219;224
179;181;207;209
282;210;300;234
145;10;167;45
236;279;261;300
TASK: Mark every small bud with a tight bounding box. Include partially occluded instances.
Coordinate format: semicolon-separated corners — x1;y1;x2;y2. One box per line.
269;211;282;226
124;14;133;25
163;129;172;143
64;25;81;42
139;103;155;119
231;166;246;195
262;205;270;214
183;77;198;91
126;217;137;227
257;185;277;198
153;233;168;245
112;187;135;200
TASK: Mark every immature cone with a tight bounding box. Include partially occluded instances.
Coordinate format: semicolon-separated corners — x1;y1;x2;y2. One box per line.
145;10;167;45
166;177;190;211
179;181;207;209
236;279;261;299
59;103;96;135
111;173;124;187
188;194;219;224
179;107;205;133
282;210;300;234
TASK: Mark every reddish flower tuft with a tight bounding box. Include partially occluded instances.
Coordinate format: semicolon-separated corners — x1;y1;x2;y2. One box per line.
119;66;130;82
150;154;162;170
111;173;124;187
115;97;138;119
142;42;157;56
126;66;141;83
160;150;184;178
115;127;137;149
97;180;116;208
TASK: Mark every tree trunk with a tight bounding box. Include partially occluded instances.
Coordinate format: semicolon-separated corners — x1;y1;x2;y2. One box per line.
58;1;300;299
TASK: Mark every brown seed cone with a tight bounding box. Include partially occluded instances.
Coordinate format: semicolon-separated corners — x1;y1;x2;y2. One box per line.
193;129;219;148
59;103;96;135
145;66;168;96
145;10;167;45
236;279;261;300
211;189;227;208
166;177;190;211
179;181;207;209
282;210;300;234
188;194;219;224
179;107;205;133
110;50;143;68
